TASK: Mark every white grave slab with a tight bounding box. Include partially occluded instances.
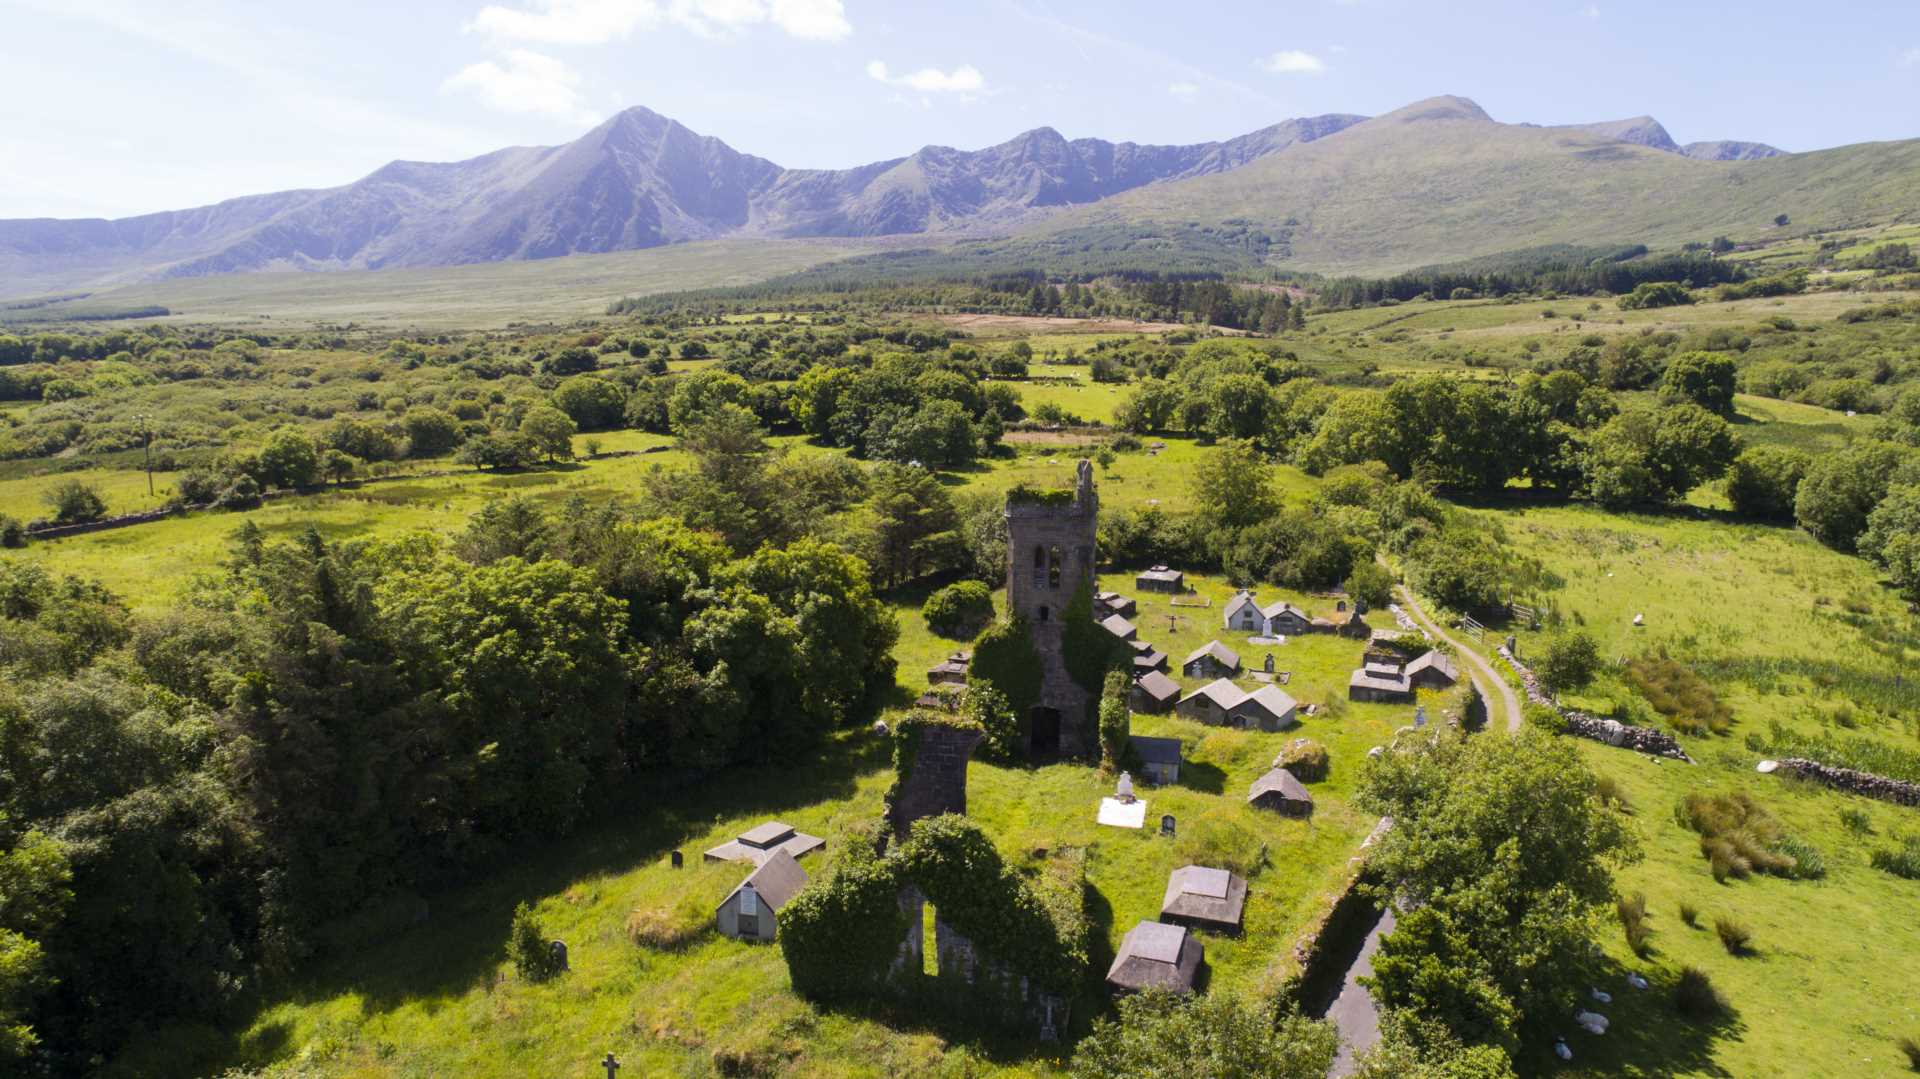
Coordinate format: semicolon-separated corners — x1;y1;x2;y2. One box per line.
1097;797;1148;829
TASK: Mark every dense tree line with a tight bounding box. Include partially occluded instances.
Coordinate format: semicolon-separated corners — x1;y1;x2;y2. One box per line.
0;491;898;1072
1312;249;1744;309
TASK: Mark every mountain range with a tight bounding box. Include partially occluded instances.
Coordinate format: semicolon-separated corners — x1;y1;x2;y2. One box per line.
1;96;1913;296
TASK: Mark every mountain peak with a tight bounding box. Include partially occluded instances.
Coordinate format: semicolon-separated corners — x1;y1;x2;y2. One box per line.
1568;115;1680;153
1380;95;1493;124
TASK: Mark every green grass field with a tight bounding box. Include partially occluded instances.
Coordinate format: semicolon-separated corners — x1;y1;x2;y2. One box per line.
114;555;1451;1079
1449;496;1920;1077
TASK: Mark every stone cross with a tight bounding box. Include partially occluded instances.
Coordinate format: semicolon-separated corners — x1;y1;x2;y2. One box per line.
1264;652;1275;673
1414;706;1428;729
602;1051;620;1079
1116;772;1135;804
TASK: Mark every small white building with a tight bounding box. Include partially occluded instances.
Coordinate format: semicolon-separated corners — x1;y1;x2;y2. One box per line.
716;849;808;942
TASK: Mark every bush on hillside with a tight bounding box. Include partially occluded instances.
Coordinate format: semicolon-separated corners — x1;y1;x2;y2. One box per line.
1714;917;1753;955
1870;836;1920;880
922;580;994;638
509;902;564;982
0;514;25;548
1725;446;1810;521
1677;791;1818;881
42;479;106;525
1618;281;1695;310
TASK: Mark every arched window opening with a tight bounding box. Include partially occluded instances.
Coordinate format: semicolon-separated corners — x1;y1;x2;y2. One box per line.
1038;605;1050;622
1048;545;1063;589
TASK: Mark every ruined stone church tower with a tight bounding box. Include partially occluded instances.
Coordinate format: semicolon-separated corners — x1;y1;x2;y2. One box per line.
1004;460;1099;757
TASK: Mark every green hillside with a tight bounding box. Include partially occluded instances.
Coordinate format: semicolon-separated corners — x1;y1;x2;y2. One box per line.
1036;96;1920;276
0;237;880;331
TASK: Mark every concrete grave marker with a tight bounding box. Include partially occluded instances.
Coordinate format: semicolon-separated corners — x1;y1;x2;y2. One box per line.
1160;814;1176;837
549;939;569;972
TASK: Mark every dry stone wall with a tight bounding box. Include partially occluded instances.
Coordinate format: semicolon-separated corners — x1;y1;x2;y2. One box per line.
1776;758;1920;807
1498;644;1691;761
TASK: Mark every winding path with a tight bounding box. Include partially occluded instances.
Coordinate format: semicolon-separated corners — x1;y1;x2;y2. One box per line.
1393;585;1524;734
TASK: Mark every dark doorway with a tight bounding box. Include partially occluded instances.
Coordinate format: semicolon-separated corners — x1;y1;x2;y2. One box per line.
1029;707;1062;756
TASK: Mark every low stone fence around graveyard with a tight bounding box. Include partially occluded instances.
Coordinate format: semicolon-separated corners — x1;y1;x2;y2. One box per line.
1280;817;1390;1012
1774;758;1920;807
1498;645;1691;762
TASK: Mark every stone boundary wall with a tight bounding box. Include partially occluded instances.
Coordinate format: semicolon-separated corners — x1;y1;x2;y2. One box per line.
1497;645;1692;762
1280;817;1390;1010
24;506;179;539
1775;758;1920;807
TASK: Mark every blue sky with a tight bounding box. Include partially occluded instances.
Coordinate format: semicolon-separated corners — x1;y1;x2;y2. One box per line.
2;0;1917;219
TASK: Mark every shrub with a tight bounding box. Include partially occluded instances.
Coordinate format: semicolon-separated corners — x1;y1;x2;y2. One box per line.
1593;775;1632;813
0;514;25;548
1772;835;1826;880
1618;281;1695;310
1277;739;1330;782
1678;791;1811;880
1627;654;1732;735
1617;892;1652;957
1537;630;1601;696
1714;917;1753;955
1870;836;1920;880
1523;702;1567;735
1673;966;1726;1020
922;580;995;638
1678;901;1699;927
174;468;225;506
1839;808;1873;837
1899;1035;1920;1071
215;475;263;511
508;902;563;981
42;479;107;524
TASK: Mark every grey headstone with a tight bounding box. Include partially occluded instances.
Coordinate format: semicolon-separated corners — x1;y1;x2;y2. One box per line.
1505;635;1517;654
1414;706;1428;728
670;849;683;869
1264;653;1276;673
1160;814;1176;837
549;939;568;971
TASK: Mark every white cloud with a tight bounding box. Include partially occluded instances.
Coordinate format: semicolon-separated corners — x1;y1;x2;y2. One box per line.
1168;81;1199;102
443;49;598;124
766;0;851;40
1901;46;1920;68
467;0;848;44
1259;49;1326;75
1581;4;1601;18
469;0;657;44
866;60;985;94
1327;44;1349;55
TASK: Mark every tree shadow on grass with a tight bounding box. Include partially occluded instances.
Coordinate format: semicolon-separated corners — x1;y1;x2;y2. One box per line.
1177;759;1228;795
1515;958;1744;1077
190;729;893;1068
